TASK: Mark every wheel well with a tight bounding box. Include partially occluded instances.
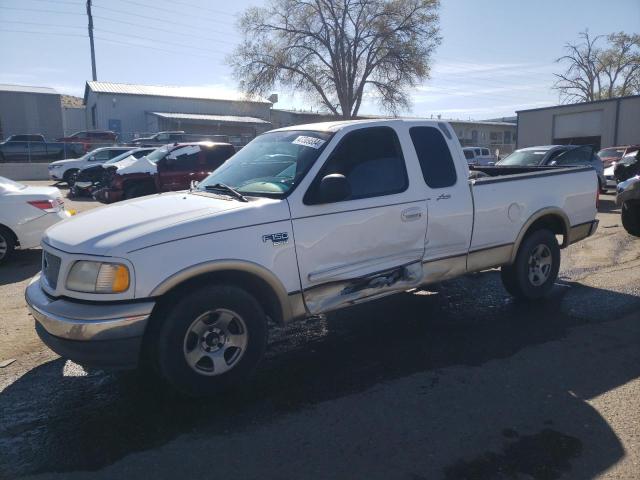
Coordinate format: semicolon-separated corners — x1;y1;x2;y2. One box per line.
524;214;567;247
149;270;284;326
0;223;18;246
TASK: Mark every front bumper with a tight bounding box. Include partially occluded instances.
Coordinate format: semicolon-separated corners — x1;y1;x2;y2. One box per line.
25;275;155;369
93;187;124;204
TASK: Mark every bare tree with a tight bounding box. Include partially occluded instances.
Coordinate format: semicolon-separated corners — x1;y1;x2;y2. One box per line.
554;30;640;103
229;0;441;118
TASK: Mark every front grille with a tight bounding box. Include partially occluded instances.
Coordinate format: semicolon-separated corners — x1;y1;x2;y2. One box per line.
42;250;61;289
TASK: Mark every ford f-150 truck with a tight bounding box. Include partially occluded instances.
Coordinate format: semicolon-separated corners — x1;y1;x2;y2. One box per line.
25;120;599;395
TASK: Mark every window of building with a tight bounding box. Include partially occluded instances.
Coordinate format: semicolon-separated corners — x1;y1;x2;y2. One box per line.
409;126;457;189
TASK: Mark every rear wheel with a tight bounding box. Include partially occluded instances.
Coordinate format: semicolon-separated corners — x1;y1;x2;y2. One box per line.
621;201;640;237
0;227;16;265
153;285;268;396
63;169;79;187
501;229;560;300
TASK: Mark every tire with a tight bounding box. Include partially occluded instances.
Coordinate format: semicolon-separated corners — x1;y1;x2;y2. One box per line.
63;169;79;187
621;202;640;237
500;229;560;300
154;285;268;396
0;226;16;265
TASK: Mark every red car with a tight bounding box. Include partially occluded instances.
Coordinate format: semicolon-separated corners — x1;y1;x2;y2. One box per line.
597;145;640;169
57;130;118;152
93;142;236;203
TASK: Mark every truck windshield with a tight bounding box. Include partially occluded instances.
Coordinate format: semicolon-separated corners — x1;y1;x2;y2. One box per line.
497;150;548;166
146;146;170;163
198;130;333;197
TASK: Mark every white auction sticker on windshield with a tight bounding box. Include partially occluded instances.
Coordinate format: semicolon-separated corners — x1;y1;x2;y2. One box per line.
292;136;326;149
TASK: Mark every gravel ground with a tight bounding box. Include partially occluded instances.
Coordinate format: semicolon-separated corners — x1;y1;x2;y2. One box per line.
0;184;638;480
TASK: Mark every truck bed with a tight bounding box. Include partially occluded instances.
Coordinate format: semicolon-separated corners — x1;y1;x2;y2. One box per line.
469;164;594;182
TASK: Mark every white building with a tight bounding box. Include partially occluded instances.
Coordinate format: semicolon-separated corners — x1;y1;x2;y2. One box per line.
83;81;273;143
0;84;64;140
517;95;640;150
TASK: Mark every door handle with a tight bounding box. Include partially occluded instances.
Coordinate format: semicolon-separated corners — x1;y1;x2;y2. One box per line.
401;207;423;221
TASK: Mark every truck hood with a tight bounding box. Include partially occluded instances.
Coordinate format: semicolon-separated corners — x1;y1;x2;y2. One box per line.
43;191;289;256
113;155;157;174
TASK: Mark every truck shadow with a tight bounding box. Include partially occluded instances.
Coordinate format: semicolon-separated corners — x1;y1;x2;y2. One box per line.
0;249;42;285
1;272;639;478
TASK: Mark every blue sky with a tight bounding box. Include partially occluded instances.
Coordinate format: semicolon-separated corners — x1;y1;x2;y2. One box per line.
1;0;638;119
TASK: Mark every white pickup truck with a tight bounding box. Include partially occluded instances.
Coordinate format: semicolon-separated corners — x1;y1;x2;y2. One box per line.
26;119;599;395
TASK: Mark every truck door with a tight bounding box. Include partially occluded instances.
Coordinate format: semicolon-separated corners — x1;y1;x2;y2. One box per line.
288;125;428;314
157;145;201;191
409;125;474;281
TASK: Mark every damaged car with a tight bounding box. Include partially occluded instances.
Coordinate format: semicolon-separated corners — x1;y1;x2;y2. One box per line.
617;175;640;237
93;142;236;203
70;147;156;198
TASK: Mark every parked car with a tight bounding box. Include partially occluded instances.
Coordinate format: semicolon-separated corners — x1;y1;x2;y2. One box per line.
93;142;235;203
462;146;496;165
25;120;599;395
48;146;134;186
0;177;69;265
4;134;46;142
57;130;118;146
598;145;640;169
616;175;640;237
131;131;229;146
613;150;640;183
70;147;157;198
497;145;606;192
0;136;84;163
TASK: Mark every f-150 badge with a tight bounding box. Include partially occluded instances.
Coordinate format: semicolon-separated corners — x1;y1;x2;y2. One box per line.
262;232;289;246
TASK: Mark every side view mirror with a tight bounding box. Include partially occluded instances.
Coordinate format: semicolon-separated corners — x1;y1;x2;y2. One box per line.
316;174;350;203
549;160;558;166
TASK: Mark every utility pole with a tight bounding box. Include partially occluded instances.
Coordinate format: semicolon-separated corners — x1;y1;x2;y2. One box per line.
86;0;97;81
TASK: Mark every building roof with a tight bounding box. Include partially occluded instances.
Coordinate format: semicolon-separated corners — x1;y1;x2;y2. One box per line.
85;81;271;104
149;112;271;124
516;94;640;114
0;84;59;95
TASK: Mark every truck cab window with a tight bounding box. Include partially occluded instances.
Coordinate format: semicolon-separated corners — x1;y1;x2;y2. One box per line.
312;126;408;201
409;126;457;188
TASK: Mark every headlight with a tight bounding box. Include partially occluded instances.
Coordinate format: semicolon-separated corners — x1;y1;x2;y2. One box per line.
49;165;62;169
66;261;130;293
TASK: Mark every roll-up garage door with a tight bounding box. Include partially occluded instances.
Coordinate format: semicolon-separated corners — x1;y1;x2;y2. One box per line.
553;110;603;149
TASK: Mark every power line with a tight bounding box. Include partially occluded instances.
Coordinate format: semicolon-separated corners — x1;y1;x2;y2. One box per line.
0;29;86;38
93;35;224;60
93;15;239;46
113;0;236;19
92;3;235;37
0;6;84;15
155;0;237;18
2;20;85;29
95;27;232;55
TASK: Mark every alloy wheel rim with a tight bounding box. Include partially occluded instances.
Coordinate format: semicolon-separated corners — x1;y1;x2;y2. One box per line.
528;244;552;287
183;308;248;376
0;235;7;259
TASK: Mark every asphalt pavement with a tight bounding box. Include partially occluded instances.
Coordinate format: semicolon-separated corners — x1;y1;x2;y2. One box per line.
0;185;638;480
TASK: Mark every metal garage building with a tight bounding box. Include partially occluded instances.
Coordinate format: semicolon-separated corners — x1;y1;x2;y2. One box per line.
83;81;273;144
516;95;640;150
0;84;64;140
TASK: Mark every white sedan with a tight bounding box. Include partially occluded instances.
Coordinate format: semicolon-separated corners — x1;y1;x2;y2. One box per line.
0;177;70;264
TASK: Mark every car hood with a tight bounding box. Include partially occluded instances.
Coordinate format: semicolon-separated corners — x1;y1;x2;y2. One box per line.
49;158;82;166
43;191;289;256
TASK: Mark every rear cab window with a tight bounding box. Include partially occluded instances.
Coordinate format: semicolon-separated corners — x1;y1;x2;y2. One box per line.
409;126;457;188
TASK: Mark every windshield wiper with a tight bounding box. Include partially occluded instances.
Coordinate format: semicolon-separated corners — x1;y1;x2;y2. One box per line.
203;183;248;202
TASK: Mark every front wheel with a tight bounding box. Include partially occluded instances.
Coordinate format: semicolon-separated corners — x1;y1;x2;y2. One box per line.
621;202;640;237
0;227;16;265
501;229;560;300
63;169;79;187
154;285;268;396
